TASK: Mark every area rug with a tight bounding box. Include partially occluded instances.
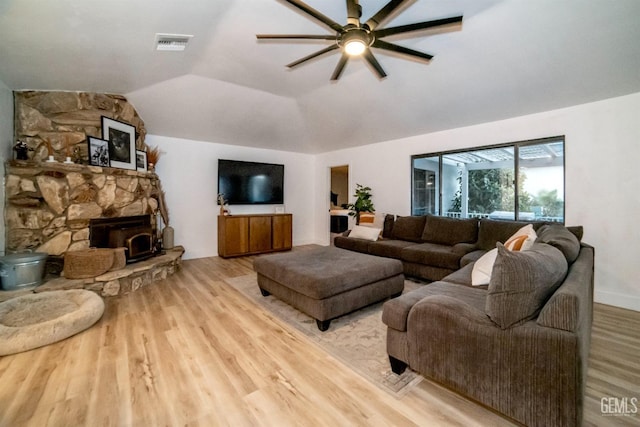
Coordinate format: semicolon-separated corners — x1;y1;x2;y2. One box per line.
225;274;423;396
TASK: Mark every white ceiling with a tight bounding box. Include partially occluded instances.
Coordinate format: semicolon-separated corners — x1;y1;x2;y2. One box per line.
1;0;639;154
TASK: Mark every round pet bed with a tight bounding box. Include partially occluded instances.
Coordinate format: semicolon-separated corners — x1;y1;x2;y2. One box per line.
0;290;105;356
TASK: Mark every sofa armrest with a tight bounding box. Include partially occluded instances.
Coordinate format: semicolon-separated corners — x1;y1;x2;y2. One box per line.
382;289;431;331
408;294;491;331
538;246;594;332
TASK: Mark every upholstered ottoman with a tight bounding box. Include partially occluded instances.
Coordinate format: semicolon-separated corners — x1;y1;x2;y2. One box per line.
253;246;404;331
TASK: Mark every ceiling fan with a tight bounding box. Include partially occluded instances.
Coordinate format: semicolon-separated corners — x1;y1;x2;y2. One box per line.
256;0;463;81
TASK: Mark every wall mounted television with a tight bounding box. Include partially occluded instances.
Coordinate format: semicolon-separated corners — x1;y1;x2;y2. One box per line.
217;159;284;205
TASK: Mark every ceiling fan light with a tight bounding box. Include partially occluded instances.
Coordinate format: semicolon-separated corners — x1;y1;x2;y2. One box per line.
344;39;366;56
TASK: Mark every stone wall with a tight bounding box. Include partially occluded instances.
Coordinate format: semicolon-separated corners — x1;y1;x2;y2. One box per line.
5;161;162;255
14;91;147;162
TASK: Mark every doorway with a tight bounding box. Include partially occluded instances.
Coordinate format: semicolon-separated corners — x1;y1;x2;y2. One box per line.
329;165;349;243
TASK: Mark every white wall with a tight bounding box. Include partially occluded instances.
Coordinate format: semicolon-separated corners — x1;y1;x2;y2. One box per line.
315;92;640;312
0;80;13;255
145;135;316;260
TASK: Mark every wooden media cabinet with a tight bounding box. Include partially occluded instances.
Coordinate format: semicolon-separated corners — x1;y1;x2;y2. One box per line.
217;213;292;258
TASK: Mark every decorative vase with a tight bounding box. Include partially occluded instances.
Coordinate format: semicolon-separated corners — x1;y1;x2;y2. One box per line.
162;226;174;250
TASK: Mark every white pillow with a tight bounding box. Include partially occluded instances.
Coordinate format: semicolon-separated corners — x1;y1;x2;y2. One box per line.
348;225;382;242
504;224;537;251
471;224;538;286
471;248;498;286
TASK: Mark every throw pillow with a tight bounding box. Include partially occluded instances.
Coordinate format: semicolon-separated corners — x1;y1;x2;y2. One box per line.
348;225;382;242
504;223;537;251
471;248;497;286
485;243;568;329
360;212;386;238
536;224;581;263
503;234;528;251
471;224;537;286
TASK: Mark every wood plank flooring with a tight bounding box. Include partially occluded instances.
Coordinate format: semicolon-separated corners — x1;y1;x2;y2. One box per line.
0;251;638;426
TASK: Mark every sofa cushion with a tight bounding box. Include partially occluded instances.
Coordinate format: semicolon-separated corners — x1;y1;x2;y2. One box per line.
382;281;487;331
477;219;544;251
368;239;417;259
485;242;568;329
441;262;476;287
391;215;426;242
537;224;581;263
333;235;370;253
421;216;479;246
460;249;486;267
401;243;465;270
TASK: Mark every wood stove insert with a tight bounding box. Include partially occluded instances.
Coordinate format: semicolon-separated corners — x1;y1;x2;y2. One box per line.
89;215;154;262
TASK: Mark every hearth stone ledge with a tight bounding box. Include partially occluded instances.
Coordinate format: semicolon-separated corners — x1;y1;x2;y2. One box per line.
0;246;185;302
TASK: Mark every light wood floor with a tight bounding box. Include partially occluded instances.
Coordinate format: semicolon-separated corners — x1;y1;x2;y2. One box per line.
1;252;638;426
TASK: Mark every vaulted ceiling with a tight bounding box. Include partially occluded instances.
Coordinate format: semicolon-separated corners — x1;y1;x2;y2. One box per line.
1;0;639;153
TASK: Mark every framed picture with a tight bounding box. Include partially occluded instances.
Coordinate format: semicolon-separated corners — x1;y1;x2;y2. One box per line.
87;137;110;167
136;150;148;172
101;116;136;170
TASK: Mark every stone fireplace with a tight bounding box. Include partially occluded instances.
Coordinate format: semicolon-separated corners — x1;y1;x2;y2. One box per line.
6;90;164;255
5;161;162;256
2;90;183;298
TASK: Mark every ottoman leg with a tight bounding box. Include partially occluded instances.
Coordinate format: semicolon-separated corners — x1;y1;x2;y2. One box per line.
316;319;331;331
259;288;270;297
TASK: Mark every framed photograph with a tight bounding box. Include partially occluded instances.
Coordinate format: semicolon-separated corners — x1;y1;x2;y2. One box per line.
87;137;110;167
136;150;148;172
101;116;136;170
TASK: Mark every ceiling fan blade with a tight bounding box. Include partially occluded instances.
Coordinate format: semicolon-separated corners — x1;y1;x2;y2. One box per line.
346;0;361;26
257;34;336;40
330;53;349;81
372;39;433;62
364;0;409;31
363;50;387;79
287;45;339;68
374;15;463;38
283;0;344;33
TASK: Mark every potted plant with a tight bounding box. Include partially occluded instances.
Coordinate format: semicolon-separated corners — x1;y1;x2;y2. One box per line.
347;183;375;225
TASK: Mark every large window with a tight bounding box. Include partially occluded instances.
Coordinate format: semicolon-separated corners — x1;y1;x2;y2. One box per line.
411;137;565;223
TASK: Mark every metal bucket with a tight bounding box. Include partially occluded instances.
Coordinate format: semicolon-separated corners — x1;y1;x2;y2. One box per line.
0;252;48;291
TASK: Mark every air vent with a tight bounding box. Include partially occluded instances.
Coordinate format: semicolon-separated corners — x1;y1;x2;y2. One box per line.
155;33;193;51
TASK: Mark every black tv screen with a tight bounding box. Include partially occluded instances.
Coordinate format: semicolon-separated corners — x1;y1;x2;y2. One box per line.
218;159;284;205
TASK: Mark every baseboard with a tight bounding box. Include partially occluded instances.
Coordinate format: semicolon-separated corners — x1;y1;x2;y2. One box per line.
595;290;640;312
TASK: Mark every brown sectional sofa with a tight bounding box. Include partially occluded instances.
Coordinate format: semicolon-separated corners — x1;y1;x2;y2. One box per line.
335;215;594;427
335;215;482;281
